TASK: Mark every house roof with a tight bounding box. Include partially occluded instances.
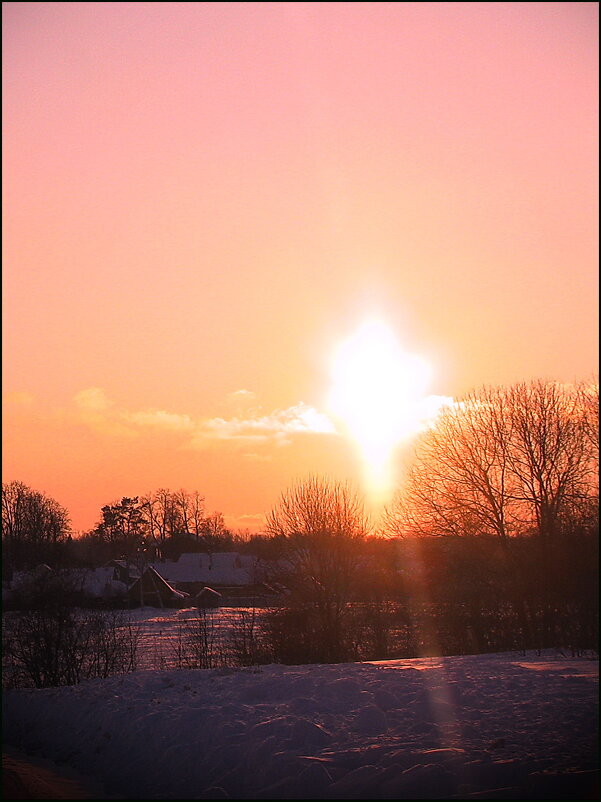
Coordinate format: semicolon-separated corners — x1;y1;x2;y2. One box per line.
80;567;128;598
105;559;140;577
10;567;128;599
128;566;189;600
196;586;222;598
150;552;259;586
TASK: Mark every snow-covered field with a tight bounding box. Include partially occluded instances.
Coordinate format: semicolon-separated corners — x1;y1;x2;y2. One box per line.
2;606;268;681
128;606;262;670
3;650;597;799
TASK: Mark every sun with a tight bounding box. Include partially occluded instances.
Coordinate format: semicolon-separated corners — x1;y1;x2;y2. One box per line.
327;318;432;504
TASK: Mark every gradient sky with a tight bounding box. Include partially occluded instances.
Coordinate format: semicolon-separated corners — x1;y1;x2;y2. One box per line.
3;2;598;533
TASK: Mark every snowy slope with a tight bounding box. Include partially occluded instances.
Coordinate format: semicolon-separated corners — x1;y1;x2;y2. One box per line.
2;652;598;799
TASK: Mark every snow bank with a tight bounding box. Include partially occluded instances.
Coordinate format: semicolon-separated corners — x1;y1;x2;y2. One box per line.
2;652;598;799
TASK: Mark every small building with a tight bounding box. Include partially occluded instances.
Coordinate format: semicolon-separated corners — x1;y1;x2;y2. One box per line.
196;586;222;608
6;564;55;595
79;567;129;601
104;559;140;586
127;566;189;608
148;552;264;596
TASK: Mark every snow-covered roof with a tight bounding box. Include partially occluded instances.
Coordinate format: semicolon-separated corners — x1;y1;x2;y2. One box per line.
150;552;259;586
196;586;222;598
129;566;189;600
8;567;128;599
10;565;56;590
80;567;128;598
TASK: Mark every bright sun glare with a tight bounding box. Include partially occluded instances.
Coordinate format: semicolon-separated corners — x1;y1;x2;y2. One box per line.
328;319;434;505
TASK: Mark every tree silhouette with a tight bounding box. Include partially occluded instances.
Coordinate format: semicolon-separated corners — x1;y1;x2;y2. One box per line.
2;481;71;570
266;476;368;662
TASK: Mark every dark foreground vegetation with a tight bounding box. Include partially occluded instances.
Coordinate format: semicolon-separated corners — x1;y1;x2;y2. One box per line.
2;379;598;687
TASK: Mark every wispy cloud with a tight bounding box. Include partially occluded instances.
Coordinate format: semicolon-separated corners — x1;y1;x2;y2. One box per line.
125;409;194;432
3;391;36;408
226;389;257;404
72;387;138;438
226;512;266;531
191;403;337;448
70;388;338;449
225;388;261;417
418;394;456;419
74;387;113;413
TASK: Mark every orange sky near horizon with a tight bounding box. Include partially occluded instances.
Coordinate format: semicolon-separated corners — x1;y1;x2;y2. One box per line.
3;2;598;533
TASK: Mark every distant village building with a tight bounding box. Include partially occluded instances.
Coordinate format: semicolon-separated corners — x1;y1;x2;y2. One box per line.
149;552;255;591
3;565;129;607
104;559;140;586
2;564;55;606
127;566;189;608
196;586;222;608
75;567;129;601
148;552;280;606
2;553;282;609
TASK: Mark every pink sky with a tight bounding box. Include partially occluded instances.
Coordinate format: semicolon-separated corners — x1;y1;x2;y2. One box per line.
3;2;598;532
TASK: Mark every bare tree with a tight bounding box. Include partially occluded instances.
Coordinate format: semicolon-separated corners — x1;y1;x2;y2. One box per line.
576;378;599;463
2;481;71;569
202;511;230;539
141;489;206;548
151;488;182;542
191;491;205;537
506;380;595;543
174;489;205;539
385;387;519;542
387;380;597;545
385;379;599;649
266;476;369;662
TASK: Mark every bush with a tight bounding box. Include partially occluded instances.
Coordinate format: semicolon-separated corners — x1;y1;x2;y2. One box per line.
3;608;139;689
171;609;226;670
229;608;272;666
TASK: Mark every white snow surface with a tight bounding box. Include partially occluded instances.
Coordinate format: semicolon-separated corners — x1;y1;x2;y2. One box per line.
3;651;598;799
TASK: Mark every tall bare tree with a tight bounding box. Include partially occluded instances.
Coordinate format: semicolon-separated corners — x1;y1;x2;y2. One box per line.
385;386;519;542
266;476;369;662
385;379;599;649
173;489;205;538
577;378;599;460
387;379;597;544
2;481;71;568
141;488;206;545
505;380;595;543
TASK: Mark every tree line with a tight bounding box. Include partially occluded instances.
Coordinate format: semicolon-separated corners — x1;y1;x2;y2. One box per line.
1;484;237;572
2;377;598;660
262;379;598;660
82;489;234;563
386;379;598;542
